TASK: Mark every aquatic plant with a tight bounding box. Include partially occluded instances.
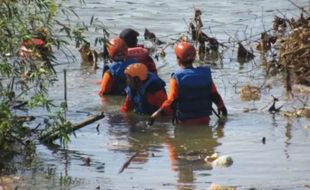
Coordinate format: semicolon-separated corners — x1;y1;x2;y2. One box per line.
0;0;100;157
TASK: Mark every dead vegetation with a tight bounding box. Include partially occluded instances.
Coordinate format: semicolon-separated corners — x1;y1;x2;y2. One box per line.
283;107;310;118
188;9;223;63
278;15;310;87
79;41;99;69
240;85;261;101
255;12;310;92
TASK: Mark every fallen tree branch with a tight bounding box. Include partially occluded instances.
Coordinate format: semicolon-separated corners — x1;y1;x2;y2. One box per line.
39;112;105;143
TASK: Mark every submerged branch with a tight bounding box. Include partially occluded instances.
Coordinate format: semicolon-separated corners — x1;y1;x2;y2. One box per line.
39;112;105;143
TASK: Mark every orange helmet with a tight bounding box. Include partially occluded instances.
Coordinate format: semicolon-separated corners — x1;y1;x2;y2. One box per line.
125;63;148;81
107;37;128;59
174;42;196;62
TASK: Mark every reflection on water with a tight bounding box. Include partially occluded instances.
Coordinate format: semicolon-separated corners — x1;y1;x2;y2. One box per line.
166;125;223;190
4;0;310;189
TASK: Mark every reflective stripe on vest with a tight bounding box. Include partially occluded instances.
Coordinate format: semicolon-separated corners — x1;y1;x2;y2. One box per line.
106;58;136;95
173;67;212;121
126;73;165;115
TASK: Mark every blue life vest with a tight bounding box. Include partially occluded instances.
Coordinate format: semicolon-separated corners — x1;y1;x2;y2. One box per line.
173;67;212;121
126;73;166;115
104;58;136;95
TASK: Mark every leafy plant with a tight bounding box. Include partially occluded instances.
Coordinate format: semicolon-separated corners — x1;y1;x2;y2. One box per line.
0;0;103;155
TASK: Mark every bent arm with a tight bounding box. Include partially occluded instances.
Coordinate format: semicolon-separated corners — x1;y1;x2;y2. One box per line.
120;95;134;112
98;71;113;96
159;78;178;114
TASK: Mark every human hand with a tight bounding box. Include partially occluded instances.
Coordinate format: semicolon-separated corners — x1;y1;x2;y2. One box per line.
98;90;103;97
147;117;155;126
218;106;228;117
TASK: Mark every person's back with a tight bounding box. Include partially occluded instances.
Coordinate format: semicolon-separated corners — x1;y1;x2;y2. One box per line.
151;41;227;125
173;66;213;121
98;37;136;96
121;63;168;115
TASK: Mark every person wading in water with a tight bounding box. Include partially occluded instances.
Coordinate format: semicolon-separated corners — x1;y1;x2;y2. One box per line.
150;41;227;125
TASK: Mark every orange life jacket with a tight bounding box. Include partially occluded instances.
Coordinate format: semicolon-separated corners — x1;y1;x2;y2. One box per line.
128;47;157;74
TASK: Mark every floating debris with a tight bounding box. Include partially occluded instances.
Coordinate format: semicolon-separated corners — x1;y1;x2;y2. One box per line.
204;153;233;168
256;32;277;52
283;107;310;118
82;157;91;166
118;152;139;174
211;155;233;167
204;153;219;162
209;183;237;190
160;49;166;58
243;108;258;112
144;28;164;45
268;95;283;113
237;42;255;63
272;15;287;32
240;85;261;101
277;13;310;87
293;84;310;94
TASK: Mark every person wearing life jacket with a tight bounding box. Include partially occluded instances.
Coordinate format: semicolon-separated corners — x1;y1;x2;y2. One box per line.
119;28;158;75
98;37;137;96
19;37;45;58
121;63;170;115
150;41;227;125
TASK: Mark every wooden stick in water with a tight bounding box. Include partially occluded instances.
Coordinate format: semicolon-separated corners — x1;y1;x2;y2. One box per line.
40;112;105;143
118;152;139;174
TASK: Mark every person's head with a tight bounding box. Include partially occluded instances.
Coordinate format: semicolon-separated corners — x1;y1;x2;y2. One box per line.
174;42;196;67
125;63;148;91
119;28;139;48
107;37;128;60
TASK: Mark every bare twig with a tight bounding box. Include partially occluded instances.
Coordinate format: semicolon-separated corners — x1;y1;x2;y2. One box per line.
287;0;310;16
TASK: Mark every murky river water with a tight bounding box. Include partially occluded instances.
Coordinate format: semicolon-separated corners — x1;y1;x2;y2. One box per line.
13;0;310;189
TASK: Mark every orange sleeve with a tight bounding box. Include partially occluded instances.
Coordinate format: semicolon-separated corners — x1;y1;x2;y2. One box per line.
160;78;178;112
99;72;113;95
120;95;134;112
